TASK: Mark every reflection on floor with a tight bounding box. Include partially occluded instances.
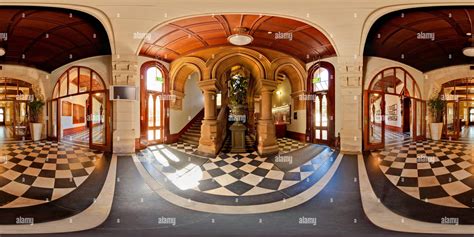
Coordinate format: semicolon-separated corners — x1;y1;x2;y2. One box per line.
137;137;337;209
62;124;105;145
0;126;15;141
0;141;103;208
460;125;474;141
371;140;474;208
371;125;411;146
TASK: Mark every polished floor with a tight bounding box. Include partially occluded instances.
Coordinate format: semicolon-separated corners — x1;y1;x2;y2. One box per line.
0;140;473;236
0;126;16;141
62;124;105;145
460;125;474;141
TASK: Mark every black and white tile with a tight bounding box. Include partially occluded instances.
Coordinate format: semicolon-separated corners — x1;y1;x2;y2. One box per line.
372;140;474;208
0;141;103;208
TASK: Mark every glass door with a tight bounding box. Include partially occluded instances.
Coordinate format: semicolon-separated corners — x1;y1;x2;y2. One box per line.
364;91;384;150
48;100;59;140
444;101;459;140
89;92;108;150
147;93;163;143
313;93;329;144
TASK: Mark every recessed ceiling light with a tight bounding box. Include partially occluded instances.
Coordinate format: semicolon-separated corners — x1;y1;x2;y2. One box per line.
0;47;5;56
267;31;273;34
467;32;472;36
227;27;253;46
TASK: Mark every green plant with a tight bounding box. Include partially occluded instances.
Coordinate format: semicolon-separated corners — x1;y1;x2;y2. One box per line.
28;98;45;123
428;90;445;123
229;74;249;106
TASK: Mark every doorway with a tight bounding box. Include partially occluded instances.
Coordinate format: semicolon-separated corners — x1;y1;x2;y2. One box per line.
364;67;425;151
48;66;110;151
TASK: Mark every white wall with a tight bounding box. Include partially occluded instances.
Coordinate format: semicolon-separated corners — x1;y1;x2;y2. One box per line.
385;94;401;128
169;72;204;134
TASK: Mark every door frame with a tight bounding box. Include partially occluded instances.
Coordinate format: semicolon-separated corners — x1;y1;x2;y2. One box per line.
139;61;170;149
305;61;335;146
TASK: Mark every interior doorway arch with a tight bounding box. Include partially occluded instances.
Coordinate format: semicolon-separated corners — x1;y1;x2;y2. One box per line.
49;66;111;151
363;67;425;150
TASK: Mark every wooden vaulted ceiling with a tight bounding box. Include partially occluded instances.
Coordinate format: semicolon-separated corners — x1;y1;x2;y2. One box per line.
140;14;336;62
365;6;474;72
0;6;111;72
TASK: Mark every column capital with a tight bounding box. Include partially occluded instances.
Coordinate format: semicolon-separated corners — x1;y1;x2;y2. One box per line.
197;79;218;92
260;79;278;92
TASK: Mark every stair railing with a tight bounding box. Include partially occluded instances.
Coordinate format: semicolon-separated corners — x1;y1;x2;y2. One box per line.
216;102;229;151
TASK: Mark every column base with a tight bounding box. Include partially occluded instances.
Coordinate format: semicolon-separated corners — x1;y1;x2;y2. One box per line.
197;120;219;155
256;119;279;156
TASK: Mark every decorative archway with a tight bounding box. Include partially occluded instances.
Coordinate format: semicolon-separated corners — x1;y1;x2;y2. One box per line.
49;66;111;151
363;67;425;150
306;61;336;146
139;61;170;148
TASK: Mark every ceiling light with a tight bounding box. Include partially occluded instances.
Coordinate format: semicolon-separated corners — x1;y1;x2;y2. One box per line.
0;48;5;56
463;37;474;57
227;27;253;46
463;46;474;57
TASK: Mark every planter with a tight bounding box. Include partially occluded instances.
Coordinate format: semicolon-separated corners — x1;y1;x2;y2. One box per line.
430;122;443;141
30;123;43;141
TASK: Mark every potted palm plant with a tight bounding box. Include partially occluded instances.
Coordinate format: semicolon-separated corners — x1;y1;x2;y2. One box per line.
28;98;45;141
428;90;445;140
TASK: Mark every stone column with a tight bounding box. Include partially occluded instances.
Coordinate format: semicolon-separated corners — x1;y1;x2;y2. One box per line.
197;79;219;155
257;80;279;156
337;56;363;153
111;55;138;153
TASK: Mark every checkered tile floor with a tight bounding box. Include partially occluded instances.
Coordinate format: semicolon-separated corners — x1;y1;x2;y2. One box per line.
168;137;307;155
371;125;411;146
139;142;333;197
372;140;474;208
0;141;103;208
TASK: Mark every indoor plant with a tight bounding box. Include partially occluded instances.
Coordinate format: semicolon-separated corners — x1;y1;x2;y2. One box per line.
28;98;45;141
427;90;445;140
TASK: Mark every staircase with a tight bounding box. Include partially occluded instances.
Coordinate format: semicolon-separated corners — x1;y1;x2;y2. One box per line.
178;115;203;145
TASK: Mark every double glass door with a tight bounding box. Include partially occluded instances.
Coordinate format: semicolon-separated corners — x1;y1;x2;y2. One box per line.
48;92;109;151
146;92;163;143
312;93;329;144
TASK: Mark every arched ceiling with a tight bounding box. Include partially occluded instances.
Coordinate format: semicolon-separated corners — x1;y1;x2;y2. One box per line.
364;6;474;72
140;14;336;63
0;6;111;72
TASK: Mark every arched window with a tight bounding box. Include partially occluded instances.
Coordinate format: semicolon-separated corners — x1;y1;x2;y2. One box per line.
312;67;329;92
52;66;105;99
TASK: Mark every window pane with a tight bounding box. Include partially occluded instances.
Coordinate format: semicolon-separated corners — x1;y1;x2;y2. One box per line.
322;130;327;140
155;129;161;140
148;130;154;140
155;96;161;126
322;95;328;127
315;129;320;139
148;95;154;127
147;67;163;92
313;67;329;92
78;68;90;93
91;72;105;91
59;74;68;97
315;96;320;126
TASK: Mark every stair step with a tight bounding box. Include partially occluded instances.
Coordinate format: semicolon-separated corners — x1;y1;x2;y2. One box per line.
186;130;201;136
181;134;200;141
180;138;199;145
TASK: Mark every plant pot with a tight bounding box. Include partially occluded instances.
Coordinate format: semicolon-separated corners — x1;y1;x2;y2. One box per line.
430;123;443;141
30;123;43;141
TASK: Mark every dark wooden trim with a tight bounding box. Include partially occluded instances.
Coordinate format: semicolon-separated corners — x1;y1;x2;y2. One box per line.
286;130;306;142
63;125;86;136
139;61;170;148
385;124;402;133
306;61;335;146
